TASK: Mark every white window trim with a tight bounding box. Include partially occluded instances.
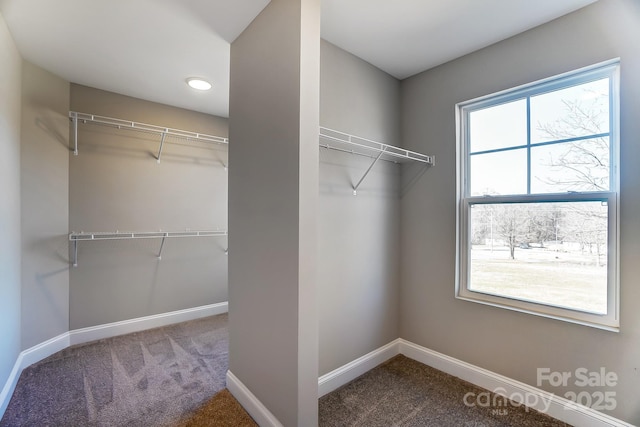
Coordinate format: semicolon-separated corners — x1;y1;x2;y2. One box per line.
455;59;620;332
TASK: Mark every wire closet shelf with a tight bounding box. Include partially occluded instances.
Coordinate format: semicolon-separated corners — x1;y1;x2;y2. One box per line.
319;127;434;195
69;230;228;266
69;111;229;163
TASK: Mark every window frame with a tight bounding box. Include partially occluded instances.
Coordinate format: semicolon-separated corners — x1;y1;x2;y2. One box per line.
455;59;620;331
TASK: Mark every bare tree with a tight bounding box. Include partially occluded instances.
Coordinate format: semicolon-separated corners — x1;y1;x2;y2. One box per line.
562;203;608;266
493;204;530;259
534;86;610;263
472;204;563;259
526;205;563;247
536;88;610;192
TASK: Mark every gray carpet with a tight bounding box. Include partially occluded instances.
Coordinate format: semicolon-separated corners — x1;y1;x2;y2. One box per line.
3;313;570;426
319;354;571;427
1;314;229;427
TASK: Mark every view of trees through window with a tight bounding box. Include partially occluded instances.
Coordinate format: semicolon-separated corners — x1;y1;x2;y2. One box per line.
466;77;611;315
469;201;607;314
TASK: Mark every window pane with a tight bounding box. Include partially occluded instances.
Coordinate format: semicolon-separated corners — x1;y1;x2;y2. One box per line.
469;99;527;153
531;138;610;193
470;149;527;196
469;201;608;314
531;78;610;144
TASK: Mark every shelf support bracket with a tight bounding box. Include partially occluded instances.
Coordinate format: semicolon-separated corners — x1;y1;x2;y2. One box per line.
157;132;167;164
72;239;78;267
157;233;168;259
72;112;78;156
353;148;386;195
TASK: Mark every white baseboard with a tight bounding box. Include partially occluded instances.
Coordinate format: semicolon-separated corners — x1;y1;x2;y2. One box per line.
226;370;283;427
0;332;70;417
20;332;71;372
3;309;632;427
225;340;400;425
398;339;633;427
69;302;228;346
315;338;632;427
318;339;400;397
0;302;228;419
0;357;20;418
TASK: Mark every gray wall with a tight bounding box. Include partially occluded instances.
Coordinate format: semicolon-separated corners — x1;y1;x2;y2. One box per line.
69;84;229;329
400;0;640;423
20;61;70;349
228;0;320;424
0;11;22;408
318;40;401;375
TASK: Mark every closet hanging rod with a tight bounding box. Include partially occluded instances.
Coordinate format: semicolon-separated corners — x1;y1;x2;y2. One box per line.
319;127;434;195
69;111;229;158
319;127;434;165
69;230;228;267
69;230;228;241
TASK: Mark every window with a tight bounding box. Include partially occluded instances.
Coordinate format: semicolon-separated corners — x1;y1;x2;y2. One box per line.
456;60;620;331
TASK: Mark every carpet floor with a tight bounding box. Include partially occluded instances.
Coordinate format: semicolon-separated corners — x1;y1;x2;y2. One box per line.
2;313;570;426
1;314;229;426
319;355;571;427
176;389;256;427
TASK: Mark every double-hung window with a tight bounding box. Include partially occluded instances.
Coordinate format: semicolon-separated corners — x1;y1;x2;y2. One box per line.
456;60;620;331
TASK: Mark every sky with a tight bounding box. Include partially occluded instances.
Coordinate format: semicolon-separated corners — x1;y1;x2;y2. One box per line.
468;78;610;196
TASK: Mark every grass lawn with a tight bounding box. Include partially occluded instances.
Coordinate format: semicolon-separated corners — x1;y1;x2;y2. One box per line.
470;246;607;314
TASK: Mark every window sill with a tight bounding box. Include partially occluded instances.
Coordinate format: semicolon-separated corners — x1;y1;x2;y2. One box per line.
455;290;620;333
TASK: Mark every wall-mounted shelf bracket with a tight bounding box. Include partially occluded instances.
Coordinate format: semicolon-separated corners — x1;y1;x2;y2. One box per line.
157;132;167;164
69;229;228;266
72;112;79;155
353;148;385;195
69;111;228;160
157;233;167;259
319;127;434;195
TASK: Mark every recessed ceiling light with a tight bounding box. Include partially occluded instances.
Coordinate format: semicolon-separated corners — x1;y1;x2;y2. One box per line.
186;78;212;91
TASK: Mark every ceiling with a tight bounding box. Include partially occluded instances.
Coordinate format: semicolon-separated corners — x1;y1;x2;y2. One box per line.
322;0;598;80
0;0;597;118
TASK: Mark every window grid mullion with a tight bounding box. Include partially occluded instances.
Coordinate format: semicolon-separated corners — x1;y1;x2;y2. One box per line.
609;76;616;192
465;110;471;198
468;132;611;157
526;96;531;195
